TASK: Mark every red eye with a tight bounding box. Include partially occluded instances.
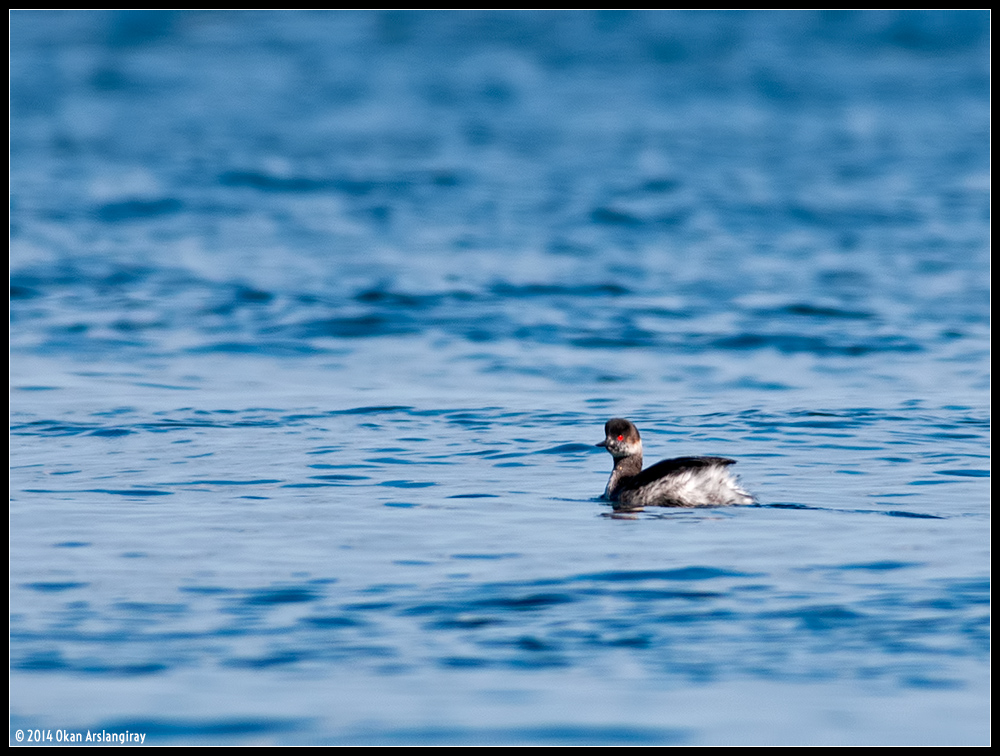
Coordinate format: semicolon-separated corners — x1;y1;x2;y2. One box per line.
617;434;624;441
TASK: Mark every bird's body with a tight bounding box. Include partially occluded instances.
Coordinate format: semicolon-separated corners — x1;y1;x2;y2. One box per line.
597;418;753;510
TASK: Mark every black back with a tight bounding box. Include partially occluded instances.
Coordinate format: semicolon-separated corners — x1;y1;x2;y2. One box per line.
621;456;736;491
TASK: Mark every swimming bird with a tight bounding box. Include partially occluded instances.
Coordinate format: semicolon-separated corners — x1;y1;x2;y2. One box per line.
597;418;753;510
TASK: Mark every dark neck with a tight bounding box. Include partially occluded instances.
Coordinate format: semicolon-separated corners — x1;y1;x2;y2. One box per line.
606;452;643;498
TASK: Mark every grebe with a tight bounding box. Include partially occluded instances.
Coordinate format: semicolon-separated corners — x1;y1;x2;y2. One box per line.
597;418;753;510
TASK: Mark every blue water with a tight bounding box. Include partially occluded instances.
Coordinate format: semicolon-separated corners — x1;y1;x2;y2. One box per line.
10;10;989;746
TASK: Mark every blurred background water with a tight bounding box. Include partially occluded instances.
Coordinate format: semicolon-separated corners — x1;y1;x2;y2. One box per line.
10;10;989;745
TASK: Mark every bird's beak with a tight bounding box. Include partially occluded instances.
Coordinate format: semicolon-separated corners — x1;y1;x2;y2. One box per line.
596;439;608;448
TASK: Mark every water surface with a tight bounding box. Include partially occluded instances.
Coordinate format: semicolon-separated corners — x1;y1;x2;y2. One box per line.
10;10;990;746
